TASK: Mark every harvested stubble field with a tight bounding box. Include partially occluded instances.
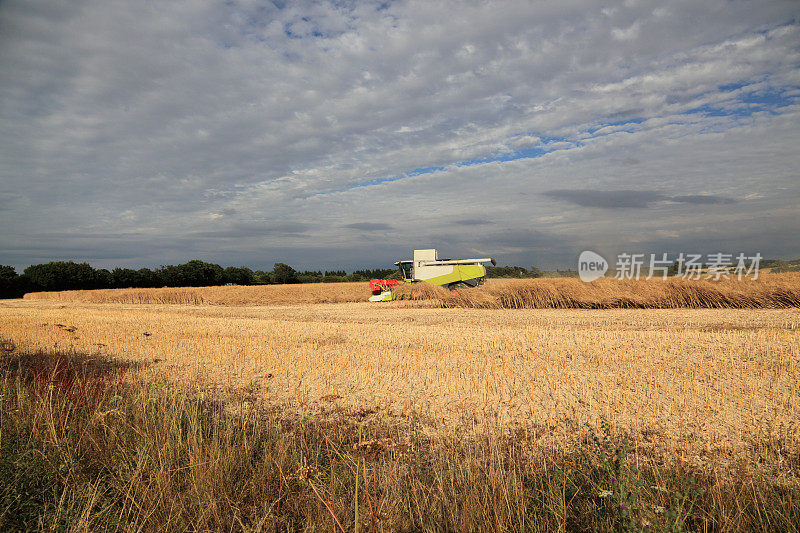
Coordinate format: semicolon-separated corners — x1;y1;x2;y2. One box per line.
5;275;800;464
3;276;800;530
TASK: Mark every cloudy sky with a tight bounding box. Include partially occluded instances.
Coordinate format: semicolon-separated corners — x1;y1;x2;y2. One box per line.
1;0;798;271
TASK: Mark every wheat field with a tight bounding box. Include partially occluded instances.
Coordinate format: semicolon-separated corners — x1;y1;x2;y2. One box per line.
3;285;799;470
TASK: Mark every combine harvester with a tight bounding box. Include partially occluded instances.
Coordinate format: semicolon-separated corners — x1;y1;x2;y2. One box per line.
369;249;495;302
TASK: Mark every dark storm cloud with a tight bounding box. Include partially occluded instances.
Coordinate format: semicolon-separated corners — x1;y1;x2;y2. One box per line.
543;190;737;209
543;190;667;208
344;222;394;231
454;218;493;226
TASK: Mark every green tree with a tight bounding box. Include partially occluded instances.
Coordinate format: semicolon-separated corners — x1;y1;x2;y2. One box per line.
137;268;163;287
223;266;254;285
271;263;298;284
23;261;99;291
252;270;272;284
486;265;532;278
0;265;16;282
297;270;324;283
159;260;225;287
111;268;139;288
94;268;113;289
0;265;23;298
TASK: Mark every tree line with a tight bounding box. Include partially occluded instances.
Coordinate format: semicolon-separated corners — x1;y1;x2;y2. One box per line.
0;260;545;298
0;260;399;298
486;265;543;279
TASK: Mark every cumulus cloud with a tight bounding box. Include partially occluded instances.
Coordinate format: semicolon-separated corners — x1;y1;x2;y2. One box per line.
0;0;798;270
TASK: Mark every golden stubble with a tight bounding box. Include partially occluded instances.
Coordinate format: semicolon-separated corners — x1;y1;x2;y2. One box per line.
2;292;798;468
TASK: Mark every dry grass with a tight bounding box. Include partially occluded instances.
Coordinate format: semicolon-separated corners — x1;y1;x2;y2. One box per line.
1;297;798;471
5;347;796;531
24;273;800;309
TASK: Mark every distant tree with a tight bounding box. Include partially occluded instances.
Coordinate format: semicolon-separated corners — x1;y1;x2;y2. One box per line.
271;263;298;284
486;265;525;278
322;270;348;283
112;268;139;288
223;266;254;285
484;265;544;279
23;261;98;291
0;265;23;298
297;270;324;283
158;265;180;286
349;268;396;281
183;260;224;286
159;260;225;287
252;270;272;284
0;265;16;283
385;269;402;281
94;268;113;289
137;268;163;287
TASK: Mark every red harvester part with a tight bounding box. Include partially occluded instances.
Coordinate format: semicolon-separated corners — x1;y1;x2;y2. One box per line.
369;279;400;293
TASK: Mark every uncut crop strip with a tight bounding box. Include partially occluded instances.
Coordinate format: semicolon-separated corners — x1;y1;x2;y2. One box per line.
23;274;800;309
395;273;800;309
1;299;799;469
